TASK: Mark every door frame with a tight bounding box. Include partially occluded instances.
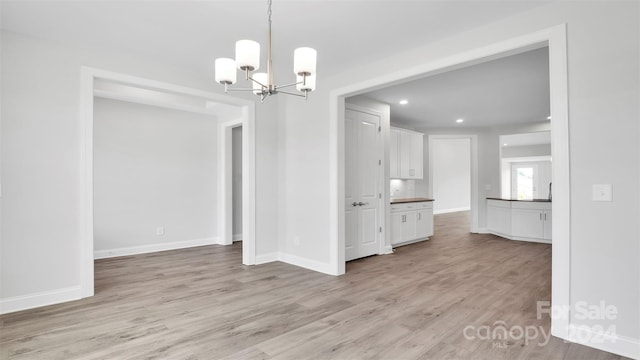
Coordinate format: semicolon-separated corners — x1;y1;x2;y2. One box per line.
329;25;570;339
428;135;478;232
79;67;256;298
345;103;390;260
219;118;256;265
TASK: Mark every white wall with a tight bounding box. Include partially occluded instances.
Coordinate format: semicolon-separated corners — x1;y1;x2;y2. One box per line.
501;143;551;158
93;98;218;255
278;1;639;353
431;138;471;214
232;126;242;240
1;30;280;310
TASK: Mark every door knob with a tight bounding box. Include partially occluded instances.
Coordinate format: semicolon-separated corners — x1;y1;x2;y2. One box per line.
358;202;368;206
352;202;358;206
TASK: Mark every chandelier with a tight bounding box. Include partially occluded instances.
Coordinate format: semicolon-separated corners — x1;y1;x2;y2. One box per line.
214;0;317;103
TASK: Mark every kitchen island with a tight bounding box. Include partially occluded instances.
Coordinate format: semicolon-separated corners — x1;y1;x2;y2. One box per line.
486;198;551;243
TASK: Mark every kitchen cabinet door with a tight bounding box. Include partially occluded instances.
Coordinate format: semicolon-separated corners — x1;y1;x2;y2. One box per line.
389;129;400;178
415;209;432;238
409;132;423;179
400;212;417;242
390;212;404;245
399;131;412;179
511;208;544;239
543;210;552;241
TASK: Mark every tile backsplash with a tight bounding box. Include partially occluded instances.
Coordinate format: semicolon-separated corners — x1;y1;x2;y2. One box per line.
390;179;416;199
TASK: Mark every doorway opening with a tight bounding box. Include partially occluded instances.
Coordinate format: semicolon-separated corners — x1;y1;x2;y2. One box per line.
330;25;570;338
92;95;220;261
429;136;476;229
232;126;243;243
80;67;256;299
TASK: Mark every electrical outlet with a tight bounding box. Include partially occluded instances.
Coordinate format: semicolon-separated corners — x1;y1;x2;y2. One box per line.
592;184;612;201
156;227;165;236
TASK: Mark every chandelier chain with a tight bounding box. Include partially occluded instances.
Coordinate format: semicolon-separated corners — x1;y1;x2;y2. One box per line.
268;0;272;29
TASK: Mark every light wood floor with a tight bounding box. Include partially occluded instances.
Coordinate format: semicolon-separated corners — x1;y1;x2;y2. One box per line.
1;212;628;359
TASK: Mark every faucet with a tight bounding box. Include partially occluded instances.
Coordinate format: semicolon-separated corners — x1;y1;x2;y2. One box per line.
548;182;552;201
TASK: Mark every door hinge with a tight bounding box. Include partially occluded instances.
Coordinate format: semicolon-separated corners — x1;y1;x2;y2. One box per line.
378;126;381;132
379;159;382;165
379;227;382;233
378;193;382;199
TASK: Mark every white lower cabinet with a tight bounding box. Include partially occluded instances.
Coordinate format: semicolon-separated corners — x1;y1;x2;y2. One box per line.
415;209;431;239
390;201;433;246
487;199;551;243
542;210;552;240
487;200;511;237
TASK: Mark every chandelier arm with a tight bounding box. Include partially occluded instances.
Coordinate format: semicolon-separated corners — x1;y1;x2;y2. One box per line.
260;91;269;103
224;88;258;92
277;90;308;98
248;76;268;89
275;81;303;90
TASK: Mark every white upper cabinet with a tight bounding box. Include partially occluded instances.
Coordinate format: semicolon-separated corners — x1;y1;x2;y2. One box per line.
390;127;423;179
389;130;400;178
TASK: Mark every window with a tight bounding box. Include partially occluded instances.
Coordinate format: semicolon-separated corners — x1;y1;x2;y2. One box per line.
511;164;538;200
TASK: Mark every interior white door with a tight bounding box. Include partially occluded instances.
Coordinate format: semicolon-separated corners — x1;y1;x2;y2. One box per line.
345;108;381;261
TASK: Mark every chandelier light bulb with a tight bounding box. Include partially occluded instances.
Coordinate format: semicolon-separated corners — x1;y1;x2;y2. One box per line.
235;40;260;71
252;73;268;95
294;47;317;76
214;58;237;85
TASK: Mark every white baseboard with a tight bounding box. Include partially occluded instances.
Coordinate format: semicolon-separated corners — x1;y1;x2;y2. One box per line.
380;245;394;255
94;237;219;259
476;227;489;234
278;252;335;275
0;286;82;315
253;252;335;275
232;234;243;241
433;206;471;215
255;252;279;265
566;324;640;359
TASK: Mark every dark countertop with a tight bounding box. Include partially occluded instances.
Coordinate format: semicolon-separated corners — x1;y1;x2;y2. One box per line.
391;197;434;204
487;197;551;202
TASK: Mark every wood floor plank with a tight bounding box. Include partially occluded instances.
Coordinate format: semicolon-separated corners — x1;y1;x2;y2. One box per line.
0;211;628;359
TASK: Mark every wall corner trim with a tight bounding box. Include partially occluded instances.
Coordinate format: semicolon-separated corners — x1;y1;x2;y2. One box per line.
278;252;338;276
255;252;280;265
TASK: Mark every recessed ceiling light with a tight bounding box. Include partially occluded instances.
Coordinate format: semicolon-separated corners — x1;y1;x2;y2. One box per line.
399;99;409;105
456;118;464;123
503;143;508;146
547;115;552;120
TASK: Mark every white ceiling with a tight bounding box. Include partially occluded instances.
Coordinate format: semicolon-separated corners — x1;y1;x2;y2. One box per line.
1;1;553;84
360;47;550;129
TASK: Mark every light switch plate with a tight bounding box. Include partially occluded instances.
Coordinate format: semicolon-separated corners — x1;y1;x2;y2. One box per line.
592;184;612;201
